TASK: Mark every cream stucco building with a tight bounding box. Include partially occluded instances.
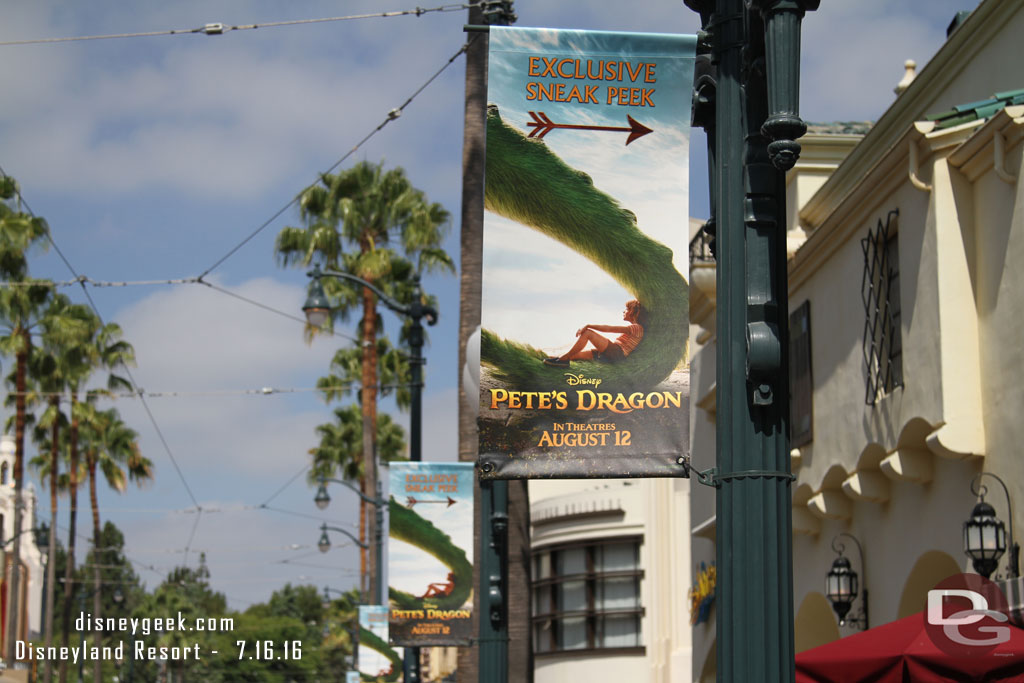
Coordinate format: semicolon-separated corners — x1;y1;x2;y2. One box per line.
689;0;1024;679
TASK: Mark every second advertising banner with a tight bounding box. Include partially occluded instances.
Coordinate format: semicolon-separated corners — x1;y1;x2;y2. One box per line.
388;462;474;646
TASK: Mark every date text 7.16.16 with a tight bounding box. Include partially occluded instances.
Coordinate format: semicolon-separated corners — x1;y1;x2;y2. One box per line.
236;640;302;660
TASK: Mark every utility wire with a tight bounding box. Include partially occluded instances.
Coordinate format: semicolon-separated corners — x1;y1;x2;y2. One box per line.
0;4;474;47
5;381;411;399
0;277;361;342
198;37;473;278
0;165;204;552
183;508;203;566
259;504;360;528
0;276;201;288
196;279;359;343
44;518;169;577
0;37;464;577
260;463;311;507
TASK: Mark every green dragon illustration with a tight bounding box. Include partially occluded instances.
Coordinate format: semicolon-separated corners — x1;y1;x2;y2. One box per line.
482;105;689;393
387;497;473;611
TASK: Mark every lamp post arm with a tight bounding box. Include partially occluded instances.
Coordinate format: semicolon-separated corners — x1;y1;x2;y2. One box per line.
323;524;369;550
321;476;386;508
313;267;413;318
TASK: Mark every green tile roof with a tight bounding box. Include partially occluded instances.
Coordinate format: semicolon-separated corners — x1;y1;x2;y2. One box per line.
926;88;1024;129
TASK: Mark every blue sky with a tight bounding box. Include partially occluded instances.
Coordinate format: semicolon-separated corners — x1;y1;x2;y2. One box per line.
0;1;979;609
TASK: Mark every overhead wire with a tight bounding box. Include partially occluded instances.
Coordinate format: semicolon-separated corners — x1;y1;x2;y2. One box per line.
260;463;311;508
0;14;473;598
196;279;359;343
197;35;475;278
5;381;412;399
0;277;361;343
43;517;170;578
0;163;204;554
0;4;475;47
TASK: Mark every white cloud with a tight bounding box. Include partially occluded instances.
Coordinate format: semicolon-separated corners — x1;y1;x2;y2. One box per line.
1;0;971;608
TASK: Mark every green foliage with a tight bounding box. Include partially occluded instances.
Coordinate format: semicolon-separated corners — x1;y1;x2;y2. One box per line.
0;174;49;279
37;517;360;682
81;522;144;617
308;405;407;484
482;106;689;392
318;337;412;410
387;497;473;611
274;160;454;340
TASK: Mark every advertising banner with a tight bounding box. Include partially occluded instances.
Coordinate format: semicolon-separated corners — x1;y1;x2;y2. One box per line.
358;605;402;682
388;462;474;645
479;27;695;478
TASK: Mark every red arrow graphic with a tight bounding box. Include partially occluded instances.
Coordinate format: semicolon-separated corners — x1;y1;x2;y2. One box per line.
406;496;457;508
526;111;654;145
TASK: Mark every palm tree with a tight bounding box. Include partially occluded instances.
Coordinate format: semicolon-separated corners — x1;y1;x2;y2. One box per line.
0;174;51;661
79;405;151;682
27;419;81;683
42;309;134;683
308;403;405;599
12;293;93;683
276;161;452;602
314;337;409;590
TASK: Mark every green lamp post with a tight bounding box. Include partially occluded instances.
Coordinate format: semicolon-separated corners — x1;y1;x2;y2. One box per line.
315;476;386;606
304;265;437;683
686;1;817;681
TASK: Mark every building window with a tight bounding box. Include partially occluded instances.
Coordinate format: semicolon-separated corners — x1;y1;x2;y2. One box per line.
861;210;903;405
531;537;644;654
789;300;813;447
0;462;7;485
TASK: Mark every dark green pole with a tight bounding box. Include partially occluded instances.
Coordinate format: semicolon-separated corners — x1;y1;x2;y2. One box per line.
686;1;816;681
470;5;515;683
403;275;429;683
477;479;509;682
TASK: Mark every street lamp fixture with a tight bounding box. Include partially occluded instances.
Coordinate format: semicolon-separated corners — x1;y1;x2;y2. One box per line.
964;472;1019;580
302;265;438;338
318;523;369;554
314;475;385;607
314;481;331;510
302;273;331;329
304;265;436;683
825;533;868;630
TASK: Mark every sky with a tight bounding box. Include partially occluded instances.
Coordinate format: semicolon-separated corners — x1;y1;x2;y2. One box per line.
0;1;980;610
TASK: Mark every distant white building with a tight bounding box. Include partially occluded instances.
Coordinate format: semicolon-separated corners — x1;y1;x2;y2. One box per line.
0;434;47;641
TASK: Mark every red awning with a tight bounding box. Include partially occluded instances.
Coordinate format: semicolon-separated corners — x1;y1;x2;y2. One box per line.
796;611;1024;682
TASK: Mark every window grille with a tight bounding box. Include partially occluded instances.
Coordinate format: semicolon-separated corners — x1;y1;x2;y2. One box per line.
688;222;716;265
789;300;813;446
861;210;903;405
531;537;644;654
